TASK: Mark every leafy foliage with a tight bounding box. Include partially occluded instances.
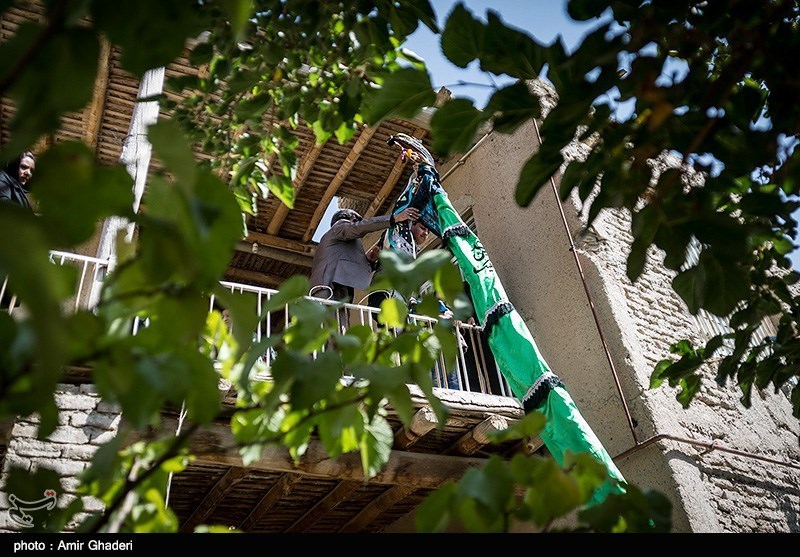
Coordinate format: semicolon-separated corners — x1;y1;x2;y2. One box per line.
415;414;671;533
20;0;800;534
430;0;800;417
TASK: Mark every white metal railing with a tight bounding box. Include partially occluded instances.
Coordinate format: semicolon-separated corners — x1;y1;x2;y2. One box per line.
216;280;511;397
3;251;510;397
2;250;108;315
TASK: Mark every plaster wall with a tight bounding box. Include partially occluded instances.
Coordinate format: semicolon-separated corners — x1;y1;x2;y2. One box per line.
436;92;799;532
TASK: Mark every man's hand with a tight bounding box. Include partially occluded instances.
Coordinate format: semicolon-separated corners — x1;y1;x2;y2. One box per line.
365;244;381;262
394;207;419;223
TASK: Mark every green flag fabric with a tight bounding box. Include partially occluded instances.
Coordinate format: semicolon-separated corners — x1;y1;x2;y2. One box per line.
385;133;626;504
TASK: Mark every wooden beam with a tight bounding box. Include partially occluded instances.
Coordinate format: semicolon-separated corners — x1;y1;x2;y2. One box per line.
302;125;378;243
169;419;489;489
83;37;112;151
505;435;545;457
245;230;316;256
338;484;417;533
405;384;524;419
223;268;284;289
284;480;362;533
33;133;55;154
262;151;278;179
394;406;438;450
179;466;248;533
238;473;301;531
235;241;312;268
443;414;510;456
364;126;426;219
267;141;325;235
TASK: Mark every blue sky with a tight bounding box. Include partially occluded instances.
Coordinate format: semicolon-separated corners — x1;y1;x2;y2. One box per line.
404;0;599;106
316;1;799;272
314;0;596;241
400;0;800;272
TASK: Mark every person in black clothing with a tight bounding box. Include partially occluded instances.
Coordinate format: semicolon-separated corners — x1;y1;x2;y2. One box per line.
0;150;36;209
1;151;36;310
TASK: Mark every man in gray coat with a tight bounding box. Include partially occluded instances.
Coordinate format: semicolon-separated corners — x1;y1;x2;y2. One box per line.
309;206;419;306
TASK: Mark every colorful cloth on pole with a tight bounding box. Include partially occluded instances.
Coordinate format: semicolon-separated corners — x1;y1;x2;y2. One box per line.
385;133;626;505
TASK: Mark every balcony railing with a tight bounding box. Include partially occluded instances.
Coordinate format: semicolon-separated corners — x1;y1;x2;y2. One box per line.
215;280;513;397
2;250;108;314
6;250;511;398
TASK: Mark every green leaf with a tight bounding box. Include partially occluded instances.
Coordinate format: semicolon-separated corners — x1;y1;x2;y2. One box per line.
672;251;751;316
627;205;662;282
432;259;466;303
266;173;295;208
3;25;99;152
567;0;609;20
79;432;126;494
441;4;484;68
183;351;224;424
361;413;394;478
272;350;341;410
416;482;457;532
221;0;254;43
489;411;546;443
283;298;330;352
459;456;514;518
479;12;547;79
0;208;73;397
485;81;542;134
334;122;357;145
363;68;436;125
188;41;214;67
317;402;362;456
260;275;309;314
564;451;610;503
388;2;420;38
4;466;66;532
229;155;257;189
514;152;564;207
35;142;135;247
580;483;672;533
430;98;488;157
676;375;702;408
521;456;582;524
651;359;673;389
729;77;766;125
379;296;408;328
191;171;251;280
149;120;198;189
212;286;260;360
91;0;206;76
372;249;452;301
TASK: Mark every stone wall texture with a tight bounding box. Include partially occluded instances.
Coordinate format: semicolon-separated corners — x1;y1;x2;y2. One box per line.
0;384;118;532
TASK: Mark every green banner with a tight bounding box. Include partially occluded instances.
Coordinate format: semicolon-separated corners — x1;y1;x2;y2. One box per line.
434;178;626;505
384;134;626;504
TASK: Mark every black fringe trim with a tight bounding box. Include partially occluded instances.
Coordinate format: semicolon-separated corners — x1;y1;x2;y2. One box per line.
522;373;566;412
484;302;514;334
442;224;470;239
